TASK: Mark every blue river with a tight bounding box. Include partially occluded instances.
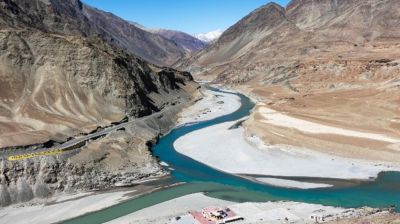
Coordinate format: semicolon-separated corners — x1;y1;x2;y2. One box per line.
63;86;400;224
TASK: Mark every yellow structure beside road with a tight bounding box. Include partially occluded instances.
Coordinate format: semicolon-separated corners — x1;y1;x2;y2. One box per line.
8;148;65;161
7;128;100;161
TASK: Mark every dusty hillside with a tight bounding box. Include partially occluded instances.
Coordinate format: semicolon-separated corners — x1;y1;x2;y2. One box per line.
180;0;400;162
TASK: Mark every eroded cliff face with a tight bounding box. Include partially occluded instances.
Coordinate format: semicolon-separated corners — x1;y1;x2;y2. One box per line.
0;0;198;206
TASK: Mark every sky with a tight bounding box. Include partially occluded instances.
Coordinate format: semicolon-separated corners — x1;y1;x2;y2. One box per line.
82;0;290;35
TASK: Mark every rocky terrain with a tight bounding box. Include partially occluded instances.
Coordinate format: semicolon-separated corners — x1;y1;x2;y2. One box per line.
180;0;400;162
0;0;198;206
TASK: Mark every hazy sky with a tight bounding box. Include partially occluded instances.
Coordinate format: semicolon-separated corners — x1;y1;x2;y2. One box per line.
82;0;290;35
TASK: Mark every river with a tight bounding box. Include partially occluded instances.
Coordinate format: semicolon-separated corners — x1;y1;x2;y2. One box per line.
63;86;400;224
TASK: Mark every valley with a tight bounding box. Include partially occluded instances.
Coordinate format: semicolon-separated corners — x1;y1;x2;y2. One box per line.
0;0;399;223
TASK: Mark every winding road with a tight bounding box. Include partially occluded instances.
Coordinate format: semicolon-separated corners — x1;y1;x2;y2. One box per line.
2;109;166;161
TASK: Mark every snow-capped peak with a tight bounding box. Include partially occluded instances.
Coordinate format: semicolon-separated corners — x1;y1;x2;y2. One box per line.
195;29;223;43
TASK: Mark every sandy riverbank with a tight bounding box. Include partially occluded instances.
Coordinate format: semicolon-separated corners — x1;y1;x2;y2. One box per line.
0;191;132;224
177;86;241;125
0;176;175;224
174;120;399;182
105;193;397;224
174;89;400;187
255;178;333;189
105;193;233;224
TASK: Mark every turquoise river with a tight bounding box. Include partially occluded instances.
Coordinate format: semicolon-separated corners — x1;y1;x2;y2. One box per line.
63;86;400;224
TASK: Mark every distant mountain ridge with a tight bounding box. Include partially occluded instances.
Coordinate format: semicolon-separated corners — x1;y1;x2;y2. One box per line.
151;29;207;53
128;22;207;53
82;4;190;66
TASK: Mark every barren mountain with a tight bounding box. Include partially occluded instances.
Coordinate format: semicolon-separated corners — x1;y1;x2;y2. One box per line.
0;0;197;147
180;0;400;162
0;0;194;66
182;0;400;81
127;22;207;55
0;0;197;205
83;5;191;66
151;29;207;53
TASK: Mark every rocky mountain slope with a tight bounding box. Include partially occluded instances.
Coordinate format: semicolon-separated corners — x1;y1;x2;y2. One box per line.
82;5;192;66
181;0;400;82
180;0;400;162
0;0;198;205
0;0;195;66
128;22;207;55
0;0;197;146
